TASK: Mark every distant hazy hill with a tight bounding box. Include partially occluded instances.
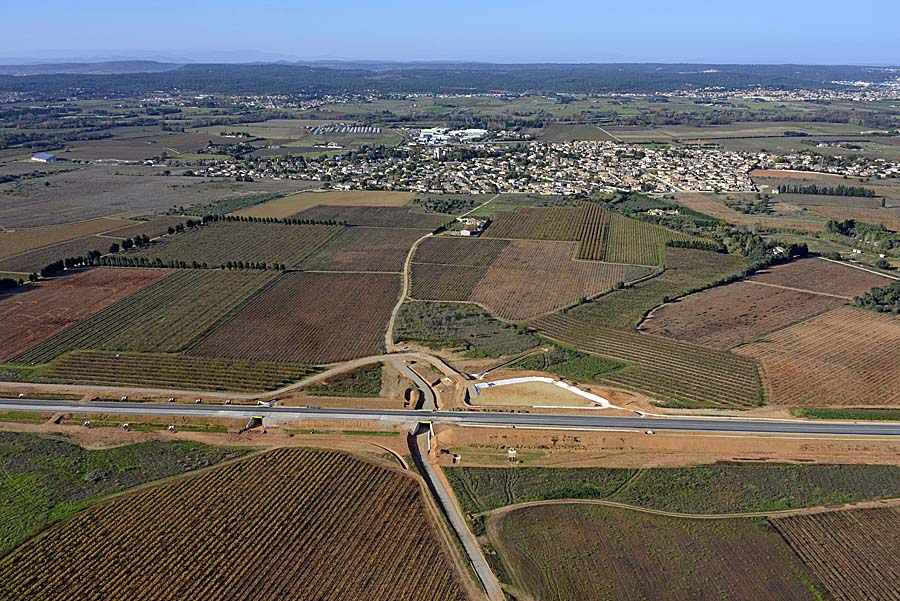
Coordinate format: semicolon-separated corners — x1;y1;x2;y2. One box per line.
0;61;181;76
0;62;896;94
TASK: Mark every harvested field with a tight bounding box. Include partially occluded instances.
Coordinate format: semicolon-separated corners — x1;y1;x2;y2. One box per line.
535;313;763;408
299;227;426;272
490;505;823;601
0;165;307;228
604;212;703;265
447;464;900;515
413;237;509;267
127;221;342;267
0;236;113;273
674;192;827;232
471;381;596;407
472;241;643;321
0;448;468;601
483;206;584;241
776;193;885;209
32;350;316;392
189;272;400;364
0;268;169;361
532;123;616;141
641;280;843;349
232;190;416;219
292;205;448;229
395;301;540;358
736;307;900;407
98;216;190;240
569;247;748;329
749;257;892;298
411;263;487;301
807;205;900;231
773;508;900;601
0;217;133;259
15;270;277;363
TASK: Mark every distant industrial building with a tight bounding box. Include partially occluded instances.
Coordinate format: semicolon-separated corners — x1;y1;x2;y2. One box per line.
30;152;57;163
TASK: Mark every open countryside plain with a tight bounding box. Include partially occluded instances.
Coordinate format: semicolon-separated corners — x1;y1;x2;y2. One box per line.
3;58;900;601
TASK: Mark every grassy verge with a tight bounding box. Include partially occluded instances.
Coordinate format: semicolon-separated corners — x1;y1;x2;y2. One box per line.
0;432;247;554
509;342;624;383
305;364;383;398
0;412;49;424
791;407;900;421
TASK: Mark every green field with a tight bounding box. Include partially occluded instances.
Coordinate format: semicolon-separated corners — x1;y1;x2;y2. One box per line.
534;313;763;409
446;464;900;515
305;364;383;397
126;221;342;268
0;432;246;554
394;301;540;358
490;505;825;601
603;212;703;265
510;343;624;382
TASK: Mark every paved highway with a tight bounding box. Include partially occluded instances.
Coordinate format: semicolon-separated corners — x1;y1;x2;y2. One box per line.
4;399;900;436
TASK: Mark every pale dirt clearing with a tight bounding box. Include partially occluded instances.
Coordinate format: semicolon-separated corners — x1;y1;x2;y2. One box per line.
232;190;415;219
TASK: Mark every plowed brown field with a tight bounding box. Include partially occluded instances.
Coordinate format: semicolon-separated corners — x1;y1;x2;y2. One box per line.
735;307;900;407
773;507;900;601
641;281;841;349
749;257;892;299
471;240;631;320
0;268;170;361
300;226;427;272
188;272;400;364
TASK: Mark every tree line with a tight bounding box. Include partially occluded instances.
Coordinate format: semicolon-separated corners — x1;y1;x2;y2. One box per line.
98;255;287;271
777;184;876;198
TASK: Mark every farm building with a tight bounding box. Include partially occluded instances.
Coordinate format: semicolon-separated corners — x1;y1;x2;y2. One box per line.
30;152;57;163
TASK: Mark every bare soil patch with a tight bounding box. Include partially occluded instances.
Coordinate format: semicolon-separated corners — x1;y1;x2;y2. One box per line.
750;257;891;298
0;268;169;361
233;190;415;219
641;280;843;349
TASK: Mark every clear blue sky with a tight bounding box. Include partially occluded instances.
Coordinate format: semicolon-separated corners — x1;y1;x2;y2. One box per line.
2;0;897;64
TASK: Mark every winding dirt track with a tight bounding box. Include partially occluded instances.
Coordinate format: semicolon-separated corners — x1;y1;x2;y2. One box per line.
478;496;900;521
